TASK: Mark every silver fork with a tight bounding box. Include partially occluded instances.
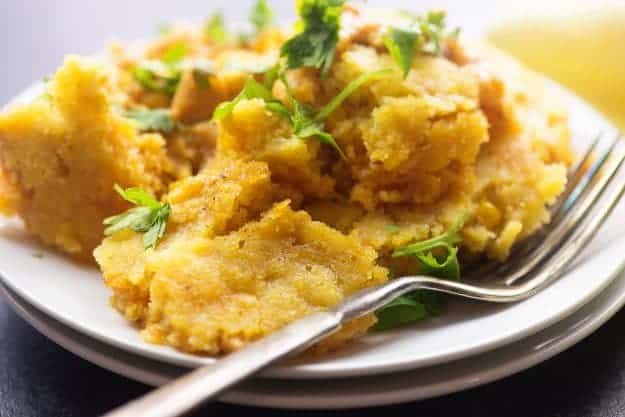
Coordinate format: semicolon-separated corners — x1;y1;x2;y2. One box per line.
105;133;625;417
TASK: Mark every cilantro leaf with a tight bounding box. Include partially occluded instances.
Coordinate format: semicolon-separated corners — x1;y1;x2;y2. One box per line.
419;10;449;55
280;0;344;77
212;77;290;121
374;295;428;331
264;101;292;119
213;66;390;157
113;184;161;208
132;43;187;95
416;248;460;281
141;205;170;249
104;185;171;249
124;108;176;133
315;68;393;120
278;70;345;157
205;13;228;44
392;213;466;280
132;62;181;95
250;0;274;32
374;214;467;331
282;68;391;157
262;62;281;89
374;290;446;331
290;101;346;158
384;10;458;78
383;28;419;78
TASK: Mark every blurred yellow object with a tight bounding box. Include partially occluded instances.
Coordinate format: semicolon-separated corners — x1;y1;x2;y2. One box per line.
488;0;625;130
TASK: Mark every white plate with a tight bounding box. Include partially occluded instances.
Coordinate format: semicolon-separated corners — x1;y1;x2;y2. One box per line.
4;258;625;410
0;74;623;378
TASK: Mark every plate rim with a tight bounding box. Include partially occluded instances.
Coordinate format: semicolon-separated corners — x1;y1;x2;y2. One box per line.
4;261;625;409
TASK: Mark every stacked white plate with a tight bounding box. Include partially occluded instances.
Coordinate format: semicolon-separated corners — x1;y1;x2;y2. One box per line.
2;76;625;409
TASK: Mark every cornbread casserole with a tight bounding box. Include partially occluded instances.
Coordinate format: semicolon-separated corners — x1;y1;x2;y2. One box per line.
0;2;573;354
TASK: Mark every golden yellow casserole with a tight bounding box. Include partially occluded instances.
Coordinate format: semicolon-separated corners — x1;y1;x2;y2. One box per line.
0;1;573;354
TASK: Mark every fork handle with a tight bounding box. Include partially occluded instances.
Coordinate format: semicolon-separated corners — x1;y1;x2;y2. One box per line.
103;312;341;417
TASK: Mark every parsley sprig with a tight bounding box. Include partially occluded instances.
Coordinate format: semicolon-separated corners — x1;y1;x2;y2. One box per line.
213;67;390;157
280;0;344;78
251;0;274;32
392;213;466;279
383;28;419;79
132;61;181;95
283;68;391;157
104;185;171;250
212;77;290;121
132;42;187;95
374;214;467;330
383;10;458;78
205;13;228;44
374;291;444;331
124;108;177;133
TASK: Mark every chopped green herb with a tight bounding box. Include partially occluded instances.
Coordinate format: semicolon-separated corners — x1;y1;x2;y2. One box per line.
104;185;171;250
250;0;274;32
212;77;290;121
419;11;449;55
315;68;392;120
384;10;457;78
213;66;389;157
374;295;428;331
383;28;418;78
393;213;466;280
132;43;187;95
262;62;281;89
205;13;228;44
132;64;180;95
374;214;467;330
374;291;445;331
161;42;187;64
282;68;391;157
280;0;344;77
32;252;44;259
124;108;176;133
289;100;346;158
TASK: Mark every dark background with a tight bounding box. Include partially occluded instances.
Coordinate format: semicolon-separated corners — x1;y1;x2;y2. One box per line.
2;296;625;417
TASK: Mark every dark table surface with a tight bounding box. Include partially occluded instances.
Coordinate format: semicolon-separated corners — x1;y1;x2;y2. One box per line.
3;295;625;417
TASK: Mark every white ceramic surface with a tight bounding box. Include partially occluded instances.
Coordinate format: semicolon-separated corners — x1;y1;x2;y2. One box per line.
4;259;625;409
1;62;624;378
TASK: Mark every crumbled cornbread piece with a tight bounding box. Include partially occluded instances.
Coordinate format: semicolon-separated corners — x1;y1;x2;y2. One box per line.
0;57;182;258
96;158;387;354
